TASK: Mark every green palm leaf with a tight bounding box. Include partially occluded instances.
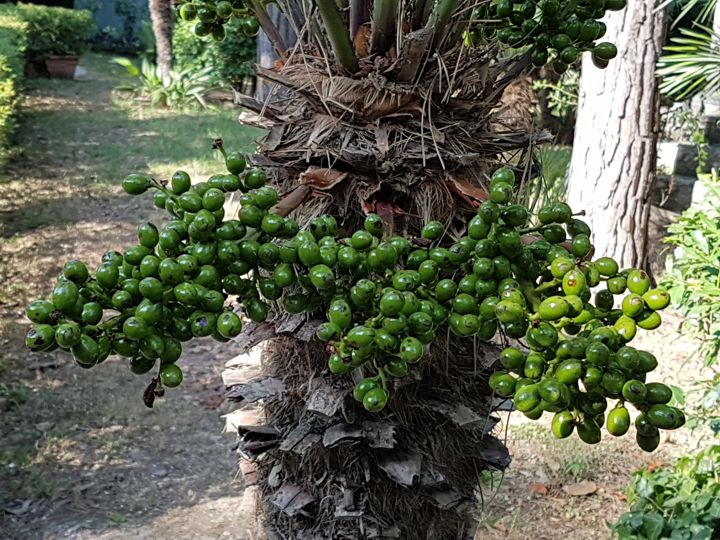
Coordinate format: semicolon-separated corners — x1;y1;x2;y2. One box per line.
657;25;720;99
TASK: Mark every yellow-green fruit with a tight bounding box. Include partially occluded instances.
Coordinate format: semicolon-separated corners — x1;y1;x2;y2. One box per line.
606;405;631;436
551;410;574;439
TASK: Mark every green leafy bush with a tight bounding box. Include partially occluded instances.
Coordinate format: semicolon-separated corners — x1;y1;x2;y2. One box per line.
661;171;720;363
88;0;149;54
0;6;27;168
532;69;579;122
16;2;95;59
113;57;218;109
172;19;255;88
612;445;720;539
613;173;720;540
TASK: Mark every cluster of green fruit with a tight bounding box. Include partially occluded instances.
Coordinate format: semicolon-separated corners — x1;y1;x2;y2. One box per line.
176;0;260;40
306;167;679;451
23;155;681;449
24;149;266;390
468;0;625;71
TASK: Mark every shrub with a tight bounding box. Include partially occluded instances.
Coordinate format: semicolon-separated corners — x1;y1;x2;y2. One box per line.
661;171;720;364
612;445;720;540
0;6;27;168
113;56;218;109
173;18;255;88
86;0;149;55
16;2;95;60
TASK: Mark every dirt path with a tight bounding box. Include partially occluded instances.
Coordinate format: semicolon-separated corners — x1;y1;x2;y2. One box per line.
0;56;257;539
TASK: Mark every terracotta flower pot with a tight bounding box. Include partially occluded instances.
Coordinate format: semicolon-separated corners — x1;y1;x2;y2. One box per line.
45;55;79;79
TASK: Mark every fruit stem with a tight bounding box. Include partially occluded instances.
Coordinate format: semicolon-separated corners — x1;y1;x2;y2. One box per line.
377;365;388;390
212;138;226;157
98;308;135;332
519;280;541;312
519;224;545;235
535;278;560;294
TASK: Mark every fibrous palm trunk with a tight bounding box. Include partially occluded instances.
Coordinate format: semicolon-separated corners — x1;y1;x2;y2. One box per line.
223;2;547;537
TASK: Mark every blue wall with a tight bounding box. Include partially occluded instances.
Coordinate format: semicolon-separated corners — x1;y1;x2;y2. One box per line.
75;0;148;35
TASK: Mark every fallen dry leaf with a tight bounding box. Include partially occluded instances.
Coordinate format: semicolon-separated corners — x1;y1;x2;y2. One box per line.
299;167;348;190
447;174;488;205
528;482;549;496
492;522;508;534
562;481;597;497
646;458;669;473
613;491;628;502
354;24;371;58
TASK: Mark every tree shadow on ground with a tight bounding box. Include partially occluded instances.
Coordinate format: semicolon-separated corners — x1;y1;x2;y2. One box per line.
0;338;250;540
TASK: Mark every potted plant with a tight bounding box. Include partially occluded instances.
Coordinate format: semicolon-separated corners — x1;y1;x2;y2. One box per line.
16;3;95;78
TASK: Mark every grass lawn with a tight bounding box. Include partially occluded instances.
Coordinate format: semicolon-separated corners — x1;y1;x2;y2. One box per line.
8;52;264;186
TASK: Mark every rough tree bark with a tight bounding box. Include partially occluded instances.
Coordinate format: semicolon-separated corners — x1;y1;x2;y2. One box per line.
566;0;667;270
220;1;550;534
149;0;174;78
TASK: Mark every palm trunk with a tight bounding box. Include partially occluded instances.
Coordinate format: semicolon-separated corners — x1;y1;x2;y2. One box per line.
224;2;549;537
149;0;173;78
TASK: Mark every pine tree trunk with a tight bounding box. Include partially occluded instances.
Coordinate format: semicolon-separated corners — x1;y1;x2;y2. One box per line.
149;0;174;78
566;0;667;270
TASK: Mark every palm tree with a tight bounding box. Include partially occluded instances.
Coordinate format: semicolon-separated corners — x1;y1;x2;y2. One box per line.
221;1;545;537
149;0;174;77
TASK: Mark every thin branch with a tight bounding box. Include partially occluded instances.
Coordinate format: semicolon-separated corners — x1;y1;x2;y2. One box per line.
248;0;288;57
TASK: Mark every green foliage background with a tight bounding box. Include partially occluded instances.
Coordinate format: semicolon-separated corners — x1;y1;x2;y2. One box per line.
173;19;255;89
612;445;720;540
0;6;27;169
15;2;95;59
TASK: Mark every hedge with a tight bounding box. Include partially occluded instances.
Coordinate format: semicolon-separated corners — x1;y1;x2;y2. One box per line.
0;6;27;169
15;2;95;60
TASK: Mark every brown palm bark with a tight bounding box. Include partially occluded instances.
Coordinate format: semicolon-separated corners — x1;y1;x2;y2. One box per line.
566;0;667;270
149;0;174;78
223;2;545;538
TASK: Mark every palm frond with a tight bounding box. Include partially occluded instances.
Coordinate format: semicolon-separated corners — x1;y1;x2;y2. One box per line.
657;0;718;28
657;25;720;99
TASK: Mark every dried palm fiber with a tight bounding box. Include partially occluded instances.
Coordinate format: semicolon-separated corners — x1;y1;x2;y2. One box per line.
224;1;548;538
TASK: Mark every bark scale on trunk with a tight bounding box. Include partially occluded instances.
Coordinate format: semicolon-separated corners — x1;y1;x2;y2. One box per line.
566;0;667;270
149;0;174;78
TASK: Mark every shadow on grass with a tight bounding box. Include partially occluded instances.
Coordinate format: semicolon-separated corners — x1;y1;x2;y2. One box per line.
0;349;242;539
0;192;134;238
